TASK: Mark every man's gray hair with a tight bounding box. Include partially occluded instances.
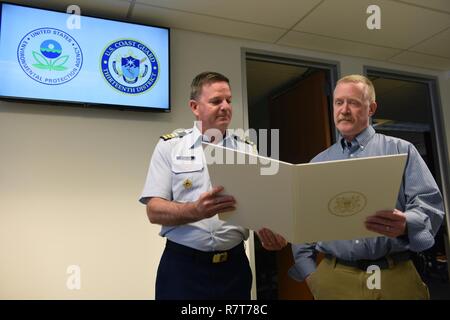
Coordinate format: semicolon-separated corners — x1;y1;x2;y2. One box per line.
337;74;376;103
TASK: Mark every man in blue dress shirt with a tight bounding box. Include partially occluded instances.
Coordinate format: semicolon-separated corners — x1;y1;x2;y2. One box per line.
290;74;444;299
140;71;286;300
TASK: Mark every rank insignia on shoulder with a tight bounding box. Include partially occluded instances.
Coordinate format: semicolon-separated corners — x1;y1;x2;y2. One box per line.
160;129;190;141
160;133;177;141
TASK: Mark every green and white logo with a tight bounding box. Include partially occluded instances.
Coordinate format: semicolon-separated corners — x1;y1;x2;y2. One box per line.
17;27;83;85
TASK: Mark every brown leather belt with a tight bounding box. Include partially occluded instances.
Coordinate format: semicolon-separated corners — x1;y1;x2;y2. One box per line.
327;251;410;270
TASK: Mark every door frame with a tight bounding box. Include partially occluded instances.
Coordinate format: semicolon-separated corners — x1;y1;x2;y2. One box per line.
241;48;339;299
363;65;450;284
364;66;450;241
241;49;340;135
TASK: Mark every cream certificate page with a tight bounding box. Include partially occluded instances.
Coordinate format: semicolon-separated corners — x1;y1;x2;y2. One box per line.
204;143;407;244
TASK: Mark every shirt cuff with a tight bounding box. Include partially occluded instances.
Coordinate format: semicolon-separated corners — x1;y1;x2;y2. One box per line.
139;192;171;204
288;258;317;282
405;210;435;252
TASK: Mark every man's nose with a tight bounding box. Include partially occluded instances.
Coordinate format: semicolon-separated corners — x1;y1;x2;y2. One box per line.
220;100;231;110
340;102;350;114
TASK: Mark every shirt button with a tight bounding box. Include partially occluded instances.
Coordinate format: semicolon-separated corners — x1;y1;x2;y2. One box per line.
355;240;359;244
350;154;354;157
360;146;365;150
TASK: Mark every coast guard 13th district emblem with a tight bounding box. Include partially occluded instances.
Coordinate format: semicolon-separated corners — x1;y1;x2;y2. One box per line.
328;191;367;217
100;39;159;94
17;28;83;85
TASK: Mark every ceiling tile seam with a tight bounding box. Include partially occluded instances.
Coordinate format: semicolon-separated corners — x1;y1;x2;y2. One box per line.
278;43;444;71
121;1;446;70
278;43;390;64
389;0;450;15
408;50;450;61
407;26;450;58
385;26;450;61
384;49;413;62
126;0;136;20
164;26;278;44
274;0;326;44
279;29;405;51
133;1;287;31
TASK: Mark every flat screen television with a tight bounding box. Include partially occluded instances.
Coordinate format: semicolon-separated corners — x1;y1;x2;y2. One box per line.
0;2;170;111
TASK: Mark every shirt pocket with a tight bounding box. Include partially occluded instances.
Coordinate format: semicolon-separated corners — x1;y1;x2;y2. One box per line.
171;162;205;202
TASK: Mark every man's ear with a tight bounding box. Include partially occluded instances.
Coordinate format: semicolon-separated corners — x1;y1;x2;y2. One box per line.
369;101;377;117
189;99;199;118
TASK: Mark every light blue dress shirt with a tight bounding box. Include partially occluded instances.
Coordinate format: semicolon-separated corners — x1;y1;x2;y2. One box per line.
290;126;445;281
139;123;254;251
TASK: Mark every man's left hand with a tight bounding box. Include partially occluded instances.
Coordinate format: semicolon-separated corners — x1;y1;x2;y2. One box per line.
365;209;407;238
257;228;288;250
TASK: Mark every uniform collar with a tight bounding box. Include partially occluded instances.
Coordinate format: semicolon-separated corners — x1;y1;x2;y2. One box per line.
339;125;375;152
189;122;235;149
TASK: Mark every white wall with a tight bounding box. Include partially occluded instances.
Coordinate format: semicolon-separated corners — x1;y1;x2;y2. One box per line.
1;28;449;299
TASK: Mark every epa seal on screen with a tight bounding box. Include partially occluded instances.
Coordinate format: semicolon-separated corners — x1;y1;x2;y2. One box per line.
100;39;159;94
17;27;83;85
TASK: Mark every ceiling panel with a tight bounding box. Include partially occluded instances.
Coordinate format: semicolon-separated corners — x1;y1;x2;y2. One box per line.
410;27;450;59
278;30;402;60
131;3;286;43
7;0;131;19
135;0;322;28
293;0;450;49
388;51;450;70
4;0;449;71
394;0;450;13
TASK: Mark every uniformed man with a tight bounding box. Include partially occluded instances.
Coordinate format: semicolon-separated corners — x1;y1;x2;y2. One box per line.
289;75;444;299
140;71;287;300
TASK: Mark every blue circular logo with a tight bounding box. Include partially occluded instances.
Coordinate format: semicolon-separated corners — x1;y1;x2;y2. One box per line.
17;28;83;85
40;40;62;59
100;39;159;94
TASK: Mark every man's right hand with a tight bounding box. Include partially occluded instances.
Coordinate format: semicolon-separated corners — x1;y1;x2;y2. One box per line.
305;273;314;288
192;186;236;220
305;272;317;298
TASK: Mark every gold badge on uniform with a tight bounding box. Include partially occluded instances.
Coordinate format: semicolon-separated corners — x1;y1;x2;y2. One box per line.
182;179;193;190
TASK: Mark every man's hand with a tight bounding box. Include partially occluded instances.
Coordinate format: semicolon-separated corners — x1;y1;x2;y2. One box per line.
305;272;315;288
365;209;407;238
193;185;236;220
257;228;288;250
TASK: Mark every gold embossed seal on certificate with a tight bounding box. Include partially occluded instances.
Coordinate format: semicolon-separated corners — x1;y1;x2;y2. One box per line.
328;191;367;217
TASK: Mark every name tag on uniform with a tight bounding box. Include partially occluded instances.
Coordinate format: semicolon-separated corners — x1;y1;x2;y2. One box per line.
176;155;196;161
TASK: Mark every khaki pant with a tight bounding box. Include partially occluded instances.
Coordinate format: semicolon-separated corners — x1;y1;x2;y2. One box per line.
308;257;430;300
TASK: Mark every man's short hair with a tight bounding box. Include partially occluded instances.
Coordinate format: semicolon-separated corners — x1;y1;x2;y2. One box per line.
190;71;230;100
336;74;376;104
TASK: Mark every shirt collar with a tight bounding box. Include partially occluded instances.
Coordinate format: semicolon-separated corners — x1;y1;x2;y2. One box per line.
339;125;375;152
189;122;234;148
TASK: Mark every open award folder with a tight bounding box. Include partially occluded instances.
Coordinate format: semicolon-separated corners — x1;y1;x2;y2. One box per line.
204;143;407;244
